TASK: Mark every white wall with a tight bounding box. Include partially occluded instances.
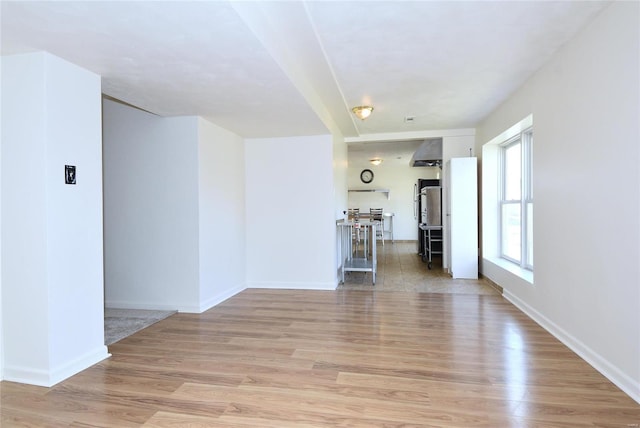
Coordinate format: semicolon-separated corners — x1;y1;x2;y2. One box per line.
333;133;348;220
476;2;640;402
1;52;108;386
46;54;107;377
197;118;246;311
103;100;201;312
103;101;247;313
245;135;336;289
332;134;349;283
2;53;49;380
0;56;4;381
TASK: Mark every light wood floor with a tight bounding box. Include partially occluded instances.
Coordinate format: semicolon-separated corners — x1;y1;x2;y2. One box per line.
2;244;639;427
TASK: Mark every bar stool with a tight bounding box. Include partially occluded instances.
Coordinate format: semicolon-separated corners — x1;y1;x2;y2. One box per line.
347;208;360;222
347;208;361;255
369;208;384;246
383;212;394;243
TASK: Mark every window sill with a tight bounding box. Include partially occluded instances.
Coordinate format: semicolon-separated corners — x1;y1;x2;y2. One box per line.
485;257;534;285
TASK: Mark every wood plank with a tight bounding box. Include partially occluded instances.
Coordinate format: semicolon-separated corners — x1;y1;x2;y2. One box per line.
1;243;638;426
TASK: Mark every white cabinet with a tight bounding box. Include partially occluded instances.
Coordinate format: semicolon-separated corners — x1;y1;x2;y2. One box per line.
446;157;478;279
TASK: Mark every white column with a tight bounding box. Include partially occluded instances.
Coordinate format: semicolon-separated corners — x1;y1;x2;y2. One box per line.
1;52;108;386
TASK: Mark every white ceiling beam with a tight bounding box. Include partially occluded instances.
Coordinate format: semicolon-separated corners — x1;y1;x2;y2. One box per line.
230;1;358;138
345;128;476;144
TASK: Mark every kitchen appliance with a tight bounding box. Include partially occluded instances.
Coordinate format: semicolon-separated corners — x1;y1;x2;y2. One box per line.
414;179;441;256
420;186;442;226
446;157;478;279
410;138;443;167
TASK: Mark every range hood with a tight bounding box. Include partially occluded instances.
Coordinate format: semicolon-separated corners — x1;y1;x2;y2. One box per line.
411;138;443;167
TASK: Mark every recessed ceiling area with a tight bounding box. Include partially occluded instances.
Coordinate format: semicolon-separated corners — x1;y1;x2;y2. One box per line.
348;140;425;167
0;1;610;139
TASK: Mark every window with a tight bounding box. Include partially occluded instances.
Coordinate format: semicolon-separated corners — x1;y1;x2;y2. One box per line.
500;128;533;269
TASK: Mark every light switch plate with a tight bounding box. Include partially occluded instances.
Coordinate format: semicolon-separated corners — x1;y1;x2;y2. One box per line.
65;165;76;185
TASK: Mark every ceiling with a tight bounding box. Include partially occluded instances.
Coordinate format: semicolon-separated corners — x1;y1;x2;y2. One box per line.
348;139;425;168
1;1;609;145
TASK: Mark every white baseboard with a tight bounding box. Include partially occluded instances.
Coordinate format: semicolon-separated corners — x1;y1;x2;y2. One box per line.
3;346;110;387
198;284;246;313
503;290;640;404
248;281;337;291
105;300;186;312
106;284;248;314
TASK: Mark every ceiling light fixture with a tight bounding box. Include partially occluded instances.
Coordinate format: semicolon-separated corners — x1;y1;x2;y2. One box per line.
370;158;383;166
352;105;374;120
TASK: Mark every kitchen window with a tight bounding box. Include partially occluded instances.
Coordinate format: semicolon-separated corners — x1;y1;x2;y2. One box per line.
500;128;533;269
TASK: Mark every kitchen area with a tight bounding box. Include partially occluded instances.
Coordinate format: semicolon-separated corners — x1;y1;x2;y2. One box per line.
345;134;478;280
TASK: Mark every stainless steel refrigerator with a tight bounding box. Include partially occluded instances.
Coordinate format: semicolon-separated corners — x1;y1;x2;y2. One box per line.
421;186;442;226
414;179;441;256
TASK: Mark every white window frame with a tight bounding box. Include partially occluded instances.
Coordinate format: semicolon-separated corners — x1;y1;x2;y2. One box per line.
499;127;533;270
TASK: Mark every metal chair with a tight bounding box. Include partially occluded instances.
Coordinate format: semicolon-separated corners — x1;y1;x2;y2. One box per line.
348;208;362;255
369;208;384;246
347;208;360;222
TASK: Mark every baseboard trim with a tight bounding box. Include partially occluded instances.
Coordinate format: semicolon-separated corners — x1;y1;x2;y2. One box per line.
198;284;246;313
106;284;248;314
105;300;186;312
503;290;640;404
479;273;504;294
248;281;337;291
3;346;110;387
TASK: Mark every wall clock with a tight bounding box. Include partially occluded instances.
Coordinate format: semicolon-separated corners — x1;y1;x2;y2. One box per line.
360;169;374;184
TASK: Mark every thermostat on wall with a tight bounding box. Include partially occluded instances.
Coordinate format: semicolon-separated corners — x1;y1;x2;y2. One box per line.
65;165;76;185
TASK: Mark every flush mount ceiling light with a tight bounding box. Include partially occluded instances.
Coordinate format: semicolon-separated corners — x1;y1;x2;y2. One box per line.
370;158;383;166
352;105;374;120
